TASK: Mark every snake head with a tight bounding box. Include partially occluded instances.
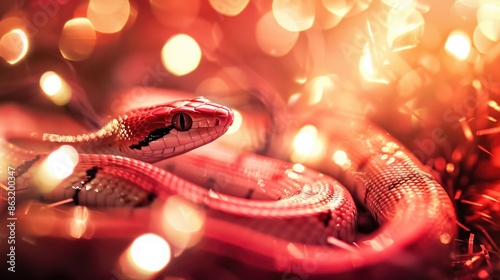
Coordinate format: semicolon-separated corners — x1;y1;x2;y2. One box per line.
118;97;233;162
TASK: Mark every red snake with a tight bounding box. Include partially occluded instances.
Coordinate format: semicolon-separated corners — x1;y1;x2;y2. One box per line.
0;94;457;279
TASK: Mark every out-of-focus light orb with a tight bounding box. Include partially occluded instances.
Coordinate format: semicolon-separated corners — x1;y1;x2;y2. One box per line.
87;0;130;34
161;34;201;76
309;76;334;105
474;24;496;54
445;30;471;60
40;71;72;105
164;196;205;233
322;0;350;17
332;149;348;165
272;0;315;32
256;11;299;57
386;7;424;51
0;29;28;65
292;124;324;162
59;18;96;61
477;2;500;41
40;71;62;96
293;125;318;155
209;0;249;16
226;109;242;134
46;145;79;180
130;233;171;272
161;195;205;250
34;145;79;193
69;206;90;239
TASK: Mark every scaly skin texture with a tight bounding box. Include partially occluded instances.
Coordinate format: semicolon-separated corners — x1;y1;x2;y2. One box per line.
0;98;456;279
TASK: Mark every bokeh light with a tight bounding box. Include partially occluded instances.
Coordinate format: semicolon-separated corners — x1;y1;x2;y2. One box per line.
445;30;471;60
33;145;79;193
226;109;242;134
291;124;323;162
59;18;96;61
209;0;249;16
69;206;90;239
272;0;315;32
161;195;205;250
256;11;299;57
130;233;171;272
477;2;500;41
0;29;28;64
39;71;72;105
87;0;130;34
161;34;202;76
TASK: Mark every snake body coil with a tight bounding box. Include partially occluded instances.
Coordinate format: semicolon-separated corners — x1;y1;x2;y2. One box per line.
0;97;456;279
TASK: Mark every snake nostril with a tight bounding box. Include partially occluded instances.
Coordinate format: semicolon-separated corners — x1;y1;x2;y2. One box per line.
215;119;221;126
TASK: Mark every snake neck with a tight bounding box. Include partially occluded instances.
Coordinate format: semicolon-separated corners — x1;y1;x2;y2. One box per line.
15;118;124;155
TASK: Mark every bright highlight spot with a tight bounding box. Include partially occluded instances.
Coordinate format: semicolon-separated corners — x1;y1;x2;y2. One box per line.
293;125;318;155
69;206;90;239
59;18;96;61
33;145;79;193
291;125;323;162
46;145;79;179
292;163;305;173
161;196;205;250
87;0;130;34
332;149;348;165
40;71;62;96
359;43;390;84
0;29;29;65
256;12;299;57
309;76;334;104
226;109;242;134
40;71;72;105
272;0;315;32
130;233;171;272
161;34;201;76
477;3;500;41
445;30;471;61
209;0;249;16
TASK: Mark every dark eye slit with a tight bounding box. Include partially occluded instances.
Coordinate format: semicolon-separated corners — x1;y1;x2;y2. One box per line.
129;125;174;150
180;113;185;129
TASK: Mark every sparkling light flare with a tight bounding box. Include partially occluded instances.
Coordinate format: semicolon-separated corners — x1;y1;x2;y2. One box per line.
161;34;202;76
445;31;471;61
0;29;29;65
39;71;72;105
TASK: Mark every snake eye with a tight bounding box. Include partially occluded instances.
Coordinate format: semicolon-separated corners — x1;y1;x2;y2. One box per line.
172;112;192;131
